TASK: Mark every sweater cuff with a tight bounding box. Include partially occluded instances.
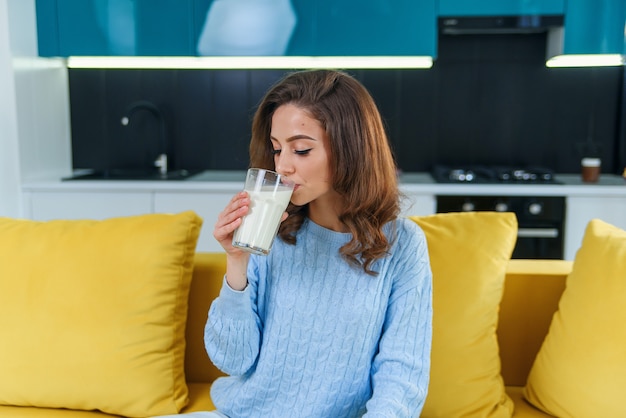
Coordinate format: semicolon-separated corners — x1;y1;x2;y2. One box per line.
216;275;252;320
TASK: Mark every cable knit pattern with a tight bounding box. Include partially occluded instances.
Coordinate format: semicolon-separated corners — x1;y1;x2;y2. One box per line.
204;218;432;418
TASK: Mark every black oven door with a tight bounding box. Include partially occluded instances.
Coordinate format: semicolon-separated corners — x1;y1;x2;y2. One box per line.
435;195;565;260
514;226;562;259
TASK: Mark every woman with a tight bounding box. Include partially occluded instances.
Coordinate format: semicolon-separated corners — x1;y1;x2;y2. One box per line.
165;69;432;417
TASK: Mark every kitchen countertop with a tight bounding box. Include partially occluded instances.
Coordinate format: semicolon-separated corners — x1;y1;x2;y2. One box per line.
21;171;626;197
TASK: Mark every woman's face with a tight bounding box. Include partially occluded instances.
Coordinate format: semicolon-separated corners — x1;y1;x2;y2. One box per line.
270;103;335;208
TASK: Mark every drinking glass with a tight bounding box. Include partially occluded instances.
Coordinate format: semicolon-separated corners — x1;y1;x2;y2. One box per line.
232;168;295;255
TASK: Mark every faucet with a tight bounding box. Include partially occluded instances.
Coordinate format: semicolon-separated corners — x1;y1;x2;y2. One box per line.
121;100;168;176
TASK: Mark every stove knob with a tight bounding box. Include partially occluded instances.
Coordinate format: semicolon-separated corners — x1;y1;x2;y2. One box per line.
495;202;509;212
462;202;475;212
528;202;543;215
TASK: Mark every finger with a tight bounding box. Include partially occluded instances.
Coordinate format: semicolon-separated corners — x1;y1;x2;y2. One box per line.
216;192;249;226
214;193;250;242
217;203;248;229
213;216;242;243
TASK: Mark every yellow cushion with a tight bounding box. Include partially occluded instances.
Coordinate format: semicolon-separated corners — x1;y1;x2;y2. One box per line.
410;212;517;418
0;211;202;417
524;219;626;417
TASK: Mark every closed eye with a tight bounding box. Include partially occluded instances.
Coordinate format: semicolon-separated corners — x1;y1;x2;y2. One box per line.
270;148;312;156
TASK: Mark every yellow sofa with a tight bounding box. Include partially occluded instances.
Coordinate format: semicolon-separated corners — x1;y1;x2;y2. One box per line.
0;253;571;418
4;212;623;417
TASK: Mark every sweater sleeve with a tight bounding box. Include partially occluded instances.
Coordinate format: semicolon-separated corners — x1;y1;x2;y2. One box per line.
364;225;433;417
204;267;264;376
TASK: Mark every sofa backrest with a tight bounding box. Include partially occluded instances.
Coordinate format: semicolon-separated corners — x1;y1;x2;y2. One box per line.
497;259;571;386
185;253;227;383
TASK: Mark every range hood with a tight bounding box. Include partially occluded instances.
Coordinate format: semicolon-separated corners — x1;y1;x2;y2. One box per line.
439;15;564;35
439;15;623;67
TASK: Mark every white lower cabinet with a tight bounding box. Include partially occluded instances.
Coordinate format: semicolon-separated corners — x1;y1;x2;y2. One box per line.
400;192;436;217
23;189;231;252
154;191;233;252
23;190;153;221
21;185;626;260
564;196;626;260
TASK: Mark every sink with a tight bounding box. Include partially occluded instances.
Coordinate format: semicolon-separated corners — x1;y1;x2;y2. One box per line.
63;169;202;181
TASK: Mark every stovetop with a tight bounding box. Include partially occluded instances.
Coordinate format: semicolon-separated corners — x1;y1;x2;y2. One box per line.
432;165;561;184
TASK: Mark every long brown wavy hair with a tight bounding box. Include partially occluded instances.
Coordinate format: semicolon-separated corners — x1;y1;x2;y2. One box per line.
249;69;400;275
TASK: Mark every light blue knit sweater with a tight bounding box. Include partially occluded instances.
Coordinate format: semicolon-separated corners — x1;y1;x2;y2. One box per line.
205;217;432;417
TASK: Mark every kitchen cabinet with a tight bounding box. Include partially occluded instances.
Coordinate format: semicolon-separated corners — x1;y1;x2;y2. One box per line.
21;185;437;252
438;0;565;16
21;174;626;258
36;0;197;57
153;191;231;252
22;190;153;220
558;0;626;55
401;192;436;217
564;196;626;260
36;0;437;58
288;0;436;56
22;188;231;252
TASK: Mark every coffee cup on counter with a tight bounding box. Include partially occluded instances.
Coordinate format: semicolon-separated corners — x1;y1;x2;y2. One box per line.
581;158;601;183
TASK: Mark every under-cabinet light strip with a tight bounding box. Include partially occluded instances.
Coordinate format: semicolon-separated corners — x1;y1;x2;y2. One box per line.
546;54;624;68
66;55;434;69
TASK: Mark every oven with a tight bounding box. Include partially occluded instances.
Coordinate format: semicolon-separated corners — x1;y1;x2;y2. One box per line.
436;195;565;259
432;165;566;259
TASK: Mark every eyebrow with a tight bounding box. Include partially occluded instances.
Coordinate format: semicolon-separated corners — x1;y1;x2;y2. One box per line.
270;134;318;143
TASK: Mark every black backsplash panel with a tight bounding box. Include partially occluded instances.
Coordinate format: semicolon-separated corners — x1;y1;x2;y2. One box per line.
69;33;624;174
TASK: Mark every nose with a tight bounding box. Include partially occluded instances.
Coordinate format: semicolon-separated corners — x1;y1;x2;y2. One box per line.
274;152;295;176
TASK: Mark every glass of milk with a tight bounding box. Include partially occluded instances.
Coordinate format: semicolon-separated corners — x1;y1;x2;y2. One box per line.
232;168;295;255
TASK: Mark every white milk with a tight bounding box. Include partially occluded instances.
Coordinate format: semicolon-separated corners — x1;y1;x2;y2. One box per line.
232;187;292;255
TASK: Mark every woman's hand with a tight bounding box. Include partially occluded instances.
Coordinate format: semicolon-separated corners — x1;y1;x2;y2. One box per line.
213;191;289;291
213;191;251;255
213;191;252;290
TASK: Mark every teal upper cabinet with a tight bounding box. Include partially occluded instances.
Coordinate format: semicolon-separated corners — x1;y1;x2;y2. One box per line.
134;0;196;55
37;0;196;56
287;0;436;56
560;0;625;55
193;0;298;56
36;0;436;57
438;0;565;16
35;0;59;56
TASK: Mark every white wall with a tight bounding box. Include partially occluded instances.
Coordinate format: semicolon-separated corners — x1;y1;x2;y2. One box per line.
0;0;71;218
0;0;21;217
